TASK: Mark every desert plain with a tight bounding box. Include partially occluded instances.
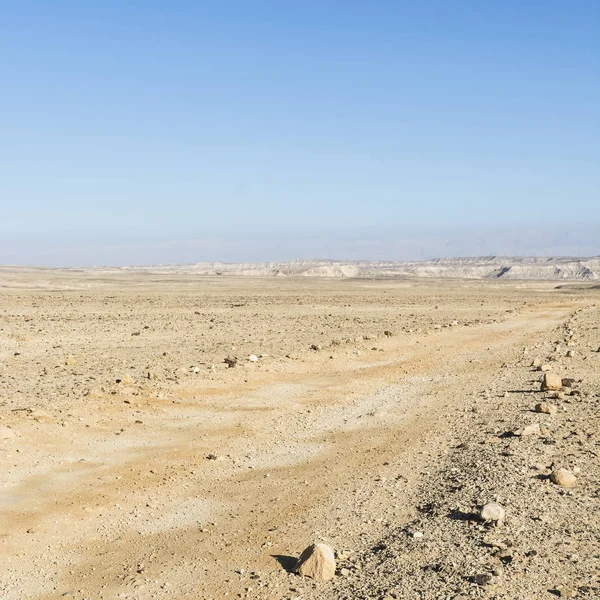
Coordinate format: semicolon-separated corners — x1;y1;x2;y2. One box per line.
1;269;599;599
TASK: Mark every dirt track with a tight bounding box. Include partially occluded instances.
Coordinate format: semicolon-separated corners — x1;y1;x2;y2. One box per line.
1;277;598;599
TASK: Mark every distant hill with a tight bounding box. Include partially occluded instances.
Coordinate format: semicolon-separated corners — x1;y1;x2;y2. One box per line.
114;256;600;280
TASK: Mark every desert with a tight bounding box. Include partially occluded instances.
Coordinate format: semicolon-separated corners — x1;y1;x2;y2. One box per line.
1;268;598;599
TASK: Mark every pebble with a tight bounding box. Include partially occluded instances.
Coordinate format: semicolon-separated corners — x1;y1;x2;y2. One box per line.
554;584;577;598
520;423;541;437
535;402;558;415
224;357;238;368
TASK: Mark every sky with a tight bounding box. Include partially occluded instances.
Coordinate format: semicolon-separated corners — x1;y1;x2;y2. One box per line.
1;1;599;266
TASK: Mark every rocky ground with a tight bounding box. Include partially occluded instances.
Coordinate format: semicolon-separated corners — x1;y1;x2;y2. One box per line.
0;274;598;599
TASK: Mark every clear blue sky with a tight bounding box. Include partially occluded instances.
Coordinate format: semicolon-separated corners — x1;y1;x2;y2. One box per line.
1;1;599;265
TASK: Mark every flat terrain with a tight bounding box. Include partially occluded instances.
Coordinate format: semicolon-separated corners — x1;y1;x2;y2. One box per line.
0;275;598;599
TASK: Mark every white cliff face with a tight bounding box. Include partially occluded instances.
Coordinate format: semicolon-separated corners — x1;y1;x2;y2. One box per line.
2;257;599;284
112;257;600;280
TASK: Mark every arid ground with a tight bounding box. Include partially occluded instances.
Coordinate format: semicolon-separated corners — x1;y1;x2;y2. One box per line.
1;273;598;599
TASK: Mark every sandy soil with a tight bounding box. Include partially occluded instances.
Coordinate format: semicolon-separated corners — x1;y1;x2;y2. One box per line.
0;275;598;599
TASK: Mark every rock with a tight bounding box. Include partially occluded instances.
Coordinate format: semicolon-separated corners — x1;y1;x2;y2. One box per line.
535;402;558;415
473;573;494;586
65;355;77;366
480;502;505;523
0;426;19;440
520;423;541;436
550;468;577;488
561;378;575;388
554;584;577;598
538;364;552;372
192;366;200;374
295;543;336;581
566;350;574;358
541;372;562;391
118;374;135;385
224;357;238;368
531;358;542;368
383;330;393;337
310;344;322;351
248;354;258;362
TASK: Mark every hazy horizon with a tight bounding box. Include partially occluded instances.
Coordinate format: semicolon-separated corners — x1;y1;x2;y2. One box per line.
2;224;599;268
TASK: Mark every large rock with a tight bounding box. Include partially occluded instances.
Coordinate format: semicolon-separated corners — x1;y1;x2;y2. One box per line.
541;372;562;391
295;543;336;581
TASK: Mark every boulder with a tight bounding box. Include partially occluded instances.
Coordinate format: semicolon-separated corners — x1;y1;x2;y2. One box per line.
295;543;336;581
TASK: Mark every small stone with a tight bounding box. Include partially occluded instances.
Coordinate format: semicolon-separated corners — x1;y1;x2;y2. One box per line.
310;344;322;351
412;531;424;538
474;573;493;586
550;468;577;488
248;354;258;362
554;584;577;598
520;423;541;436
535;402;558;415
383;330;393;337
224;357;238;368
541;372;562;391
295;543;336;581
538;364;552;372
480;502;505;523
561;378;575;388
65;355;77;366
566;350;574;358
118;374;135;385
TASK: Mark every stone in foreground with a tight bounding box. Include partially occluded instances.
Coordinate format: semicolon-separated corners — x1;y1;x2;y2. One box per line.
541;372;562;391
550;468;577;488
295;543;336;581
